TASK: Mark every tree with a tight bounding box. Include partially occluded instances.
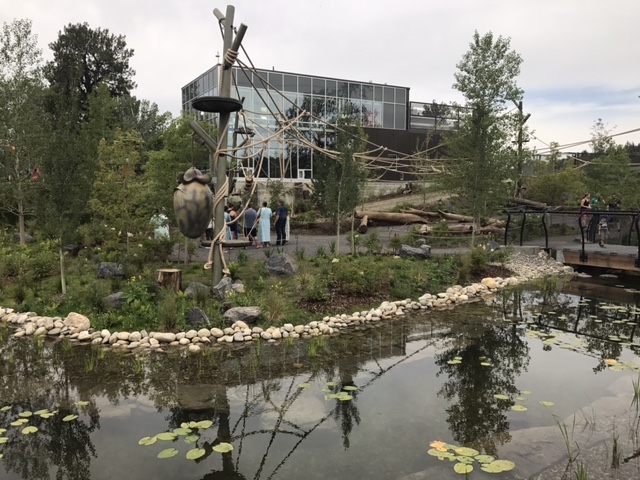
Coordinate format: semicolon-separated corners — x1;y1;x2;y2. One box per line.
584;118;637;207
88;129;145;254
312;111;368;253
436;31;523;241
44;22;135;115
0;18;48;243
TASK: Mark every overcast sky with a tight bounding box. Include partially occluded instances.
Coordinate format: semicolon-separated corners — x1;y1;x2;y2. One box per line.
2;0;639;152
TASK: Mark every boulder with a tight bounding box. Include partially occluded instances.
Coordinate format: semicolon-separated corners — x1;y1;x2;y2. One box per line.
399;244;431;259
103;292;125;310
265;253;298;275
185;307;210;329
223;306;261;325
212;277;233;300
184;282;209;299
63;312;90;332
96;262;125;279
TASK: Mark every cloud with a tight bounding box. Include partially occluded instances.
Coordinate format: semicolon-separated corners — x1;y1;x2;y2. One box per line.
2;0;639;150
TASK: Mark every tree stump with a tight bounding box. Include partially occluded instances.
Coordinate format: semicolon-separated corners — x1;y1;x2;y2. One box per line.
358;215;368;234
157;268;182;292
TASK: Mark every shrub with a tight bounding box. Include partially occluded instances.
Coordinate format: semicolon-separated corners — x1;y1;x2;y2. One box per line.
361;232;382;254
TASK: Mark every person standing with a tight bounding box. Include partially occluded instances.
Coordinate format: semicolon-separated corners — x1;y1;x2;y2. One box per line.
580;193;592;228
256;201;272;248
224;206;232;241
243;203;258;247
275;199;289;246
227;202;239;239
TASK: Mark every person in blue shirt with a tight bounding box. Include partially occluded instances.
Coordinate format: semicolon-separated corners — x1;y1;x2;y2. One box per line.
275;199;289;246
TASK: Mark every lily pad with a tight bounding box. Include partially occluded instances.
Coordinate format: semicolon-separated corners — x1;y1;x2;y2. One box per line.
325;382;337;387
447;360;461;365
297;383;311;389
75;401;90;407
453;463;473;474
138;436;157;446
10;420;24;427
34;409;49;416
173;428;191;436
455;455;475;464
0;437;8;444
474;454;495;464
212;442;234;453
62;415;78;422
480;362;492;367
22;426;38;434
18;411;32;418
483;459;515;472
343;386;358;391
455;447;479;457
540;401;555;407
454;356;462;361
193;420;213;429
186;448;206;460
493;394;509;401
157;432;177;441
520;390;532;395
185;435;199;444
39;413;55;419
512;405;528;412
0;429;5;434
157;448;179;459
427;449;455;460
0;406;11;412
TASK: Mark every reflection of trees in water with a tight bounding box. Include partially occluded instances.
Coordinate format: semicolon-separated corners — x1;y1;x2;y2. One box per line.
504;283;640;370
0;340;100;480
435;302;530;455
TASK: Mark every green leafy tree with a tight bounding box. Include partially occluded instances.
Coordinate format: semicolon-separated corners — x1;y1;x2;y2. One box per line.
88;129;145;254
312;111;368;253
141;117;213;224
526;164;586;206
436;31;523;242
584;118;636;207
44;22;135;115
0;18;48;243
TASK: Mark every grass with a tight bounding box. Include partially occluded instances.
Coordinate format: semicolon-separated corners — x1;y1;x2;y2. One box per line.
553;413;580;464
632;375;640;411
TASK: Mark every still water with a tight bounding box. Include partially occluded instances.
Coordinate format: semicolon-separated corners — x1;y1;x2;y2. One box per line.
1;277;640;479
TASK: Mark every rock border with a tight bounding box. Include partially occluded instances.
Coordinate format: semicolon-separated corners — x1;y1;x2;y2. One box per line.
0;251;574;354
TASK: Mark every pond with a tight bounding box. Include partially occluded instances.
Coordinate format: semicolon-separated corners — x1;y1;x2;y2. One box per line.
1;276;640;480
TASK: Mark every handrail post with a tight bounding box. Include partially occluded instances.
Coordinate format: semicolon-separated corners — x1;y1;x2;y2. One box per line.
519;208;526;246
634;213;640;268
578;211;588;262
504;210;511;246
541;208;549;253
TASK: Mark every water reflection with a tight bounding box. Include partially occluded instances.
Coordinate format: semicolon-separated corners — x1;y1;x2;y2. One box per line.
0;277;640;479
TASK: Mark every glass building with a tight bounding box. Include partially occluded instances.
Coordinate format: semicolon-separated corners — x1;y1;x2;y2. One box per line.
182;65;459;181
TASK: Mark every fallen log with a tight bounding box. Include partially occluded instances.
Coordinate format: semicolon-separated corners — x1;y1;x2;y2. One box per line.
400;208;441;219
354;211;428;224
437;210;473;222
510;198;548;209
358;215;368;234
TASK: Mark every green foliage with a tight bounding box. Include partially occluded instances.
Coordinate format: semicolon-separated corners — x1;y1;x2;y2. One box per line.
434;31;523;233
527;164;586;206
311;112;368;248
361;232;382;254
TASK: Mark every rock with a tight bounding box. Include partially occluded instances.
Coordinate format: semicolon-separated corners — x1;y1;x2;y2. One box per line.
103;292;125;310
188;344;201;354
179;338;190;345
47;328;61;336
271;329;282;340
282;323;294;332
223;306;261;325
399;244;431;259
265;253;298;275
185;307;210;329
185;330;198;339
78;331;92;342
231;280;245;294
13;232;34;243
154;332;177;343
233;320;248;330
129;331;142;342
63;244;82;257
184;282;209;299
213;277;234;300
481;277;499;289
233;332;244;342
197;328;211;338
63;312;90;332
210;328;224;338
96;262;125;279
117;332;130;341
